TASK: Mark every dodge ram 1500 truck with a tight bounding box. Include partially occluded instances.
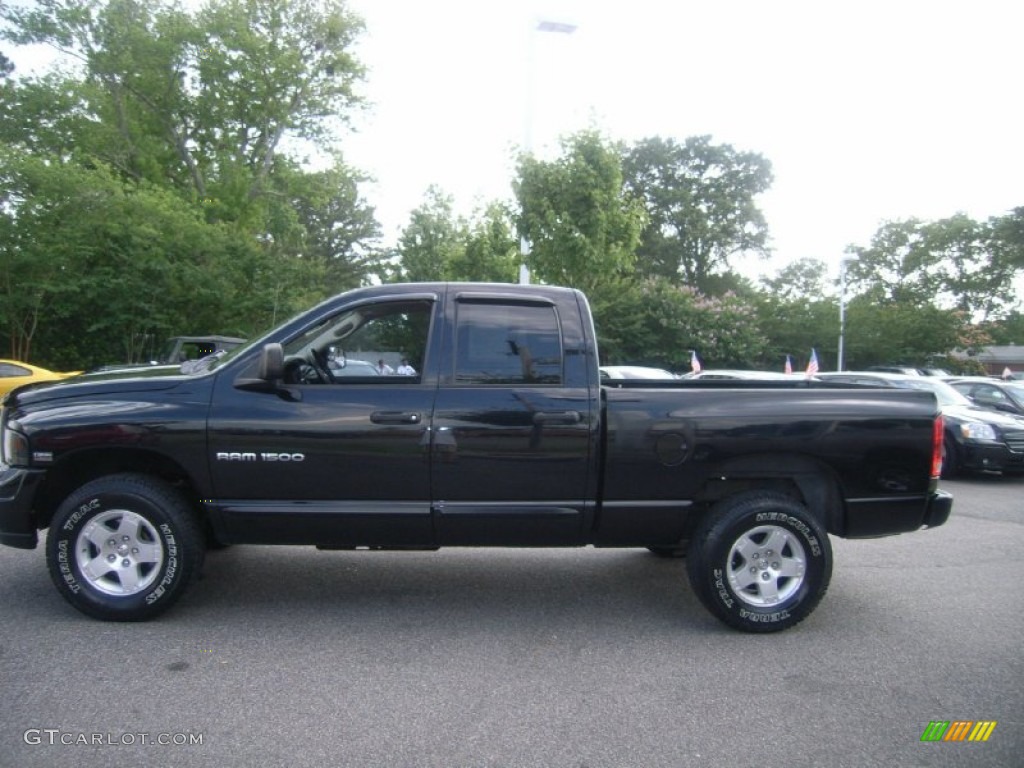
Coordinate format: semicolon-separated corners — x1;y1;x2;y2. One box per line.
0;283;952;632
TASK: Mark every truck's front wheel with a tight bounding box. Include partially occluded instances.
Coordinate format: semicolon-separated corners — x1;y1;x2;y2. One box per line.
46;474;203;621
686;492;832;633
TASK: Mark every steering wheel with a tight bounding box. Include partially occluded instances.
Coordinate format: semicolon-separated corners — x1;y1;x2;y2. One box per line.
284;358;325;385
310;348;336;383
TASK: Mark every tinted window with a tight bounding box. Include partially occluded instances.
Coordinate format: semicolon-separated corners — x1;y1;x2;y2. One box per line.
455;303;562;385
0;363;30;378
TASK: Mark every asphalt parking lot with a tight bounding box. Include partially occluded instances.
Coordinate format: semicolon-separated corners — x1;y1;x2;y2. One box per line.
1;474;1021;768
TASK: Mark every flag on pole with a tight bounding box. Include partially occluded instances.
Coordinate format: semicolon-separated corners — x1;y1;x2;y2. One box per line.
690;350;701;374
805;349;819;376
784;355;793;375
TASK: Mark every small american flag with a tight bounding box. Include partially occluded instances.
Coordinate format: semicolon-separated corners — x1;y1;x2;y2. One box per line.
784;355;793;375
805;349;819;376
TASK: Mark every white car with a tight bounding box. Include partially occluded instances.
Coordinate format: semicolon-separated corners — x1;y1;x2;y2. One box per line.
686;369;793;380
599;365;677;380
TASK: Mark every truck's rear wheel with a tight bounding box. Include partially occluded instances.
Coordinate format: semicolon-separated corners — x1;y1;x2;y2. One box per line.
686;492;832;633
46;474;203;621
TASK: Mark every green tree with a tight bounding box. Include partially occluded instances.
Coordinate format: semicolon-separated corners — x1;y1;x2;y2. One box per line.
0;148;263;367
0;0;378;365
515;129;646;295
846;214;1022;320
841;299;963;369
622;135;773;294
452;202;518;283
595;278;770;370
3;0;365;205
760;258;830;303
390;186;465;282
390;190;518;284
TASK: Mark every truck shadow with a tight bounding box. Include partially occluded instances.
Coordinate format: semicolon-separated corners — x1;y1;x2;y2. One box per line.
188;546;716;633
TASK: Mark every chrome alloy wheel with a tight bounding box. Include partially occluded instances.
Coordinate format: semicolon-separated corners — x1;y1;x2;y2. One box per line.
75;509;165;596
726;524;807;607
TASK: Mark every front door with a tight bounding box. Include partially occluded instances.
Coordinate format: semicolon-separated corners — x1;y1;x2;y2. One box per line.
207;296;440;546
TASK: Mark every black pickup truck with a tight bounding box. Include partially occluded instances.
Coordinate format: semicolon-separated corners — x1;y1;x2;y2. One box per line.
0;283;951;632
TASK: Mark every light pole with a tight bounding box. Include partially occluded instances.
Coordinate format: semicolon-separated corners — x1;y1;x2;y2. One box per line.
519;18;578;285
837;254;858;371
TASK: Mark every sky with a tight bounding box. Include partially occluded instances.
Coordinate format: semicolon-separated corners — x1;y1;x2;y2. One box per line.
340;0;1024;282
6;0;1023;285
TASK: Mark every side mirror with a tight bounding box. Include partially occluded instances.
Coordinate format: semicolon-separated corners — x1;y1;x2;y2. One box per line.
258;343;284;381
235;343;299;400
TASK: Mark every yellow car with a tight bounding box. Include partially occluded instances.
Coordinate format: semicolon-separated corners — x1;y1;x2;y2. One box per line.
0;359;80;400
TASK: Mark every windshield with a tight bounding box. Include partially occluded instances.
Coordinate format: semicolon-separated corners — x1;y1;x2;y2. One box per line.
892;377;973;407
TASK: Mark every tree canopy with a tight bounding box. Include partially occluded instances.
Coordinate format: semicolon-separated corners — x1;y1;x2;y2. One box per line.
1;2;1020;373
0;0;378;366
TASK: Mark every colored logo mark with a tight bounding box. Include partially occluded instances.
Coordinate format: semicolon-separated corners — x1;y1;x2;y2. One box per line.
920;721;997;742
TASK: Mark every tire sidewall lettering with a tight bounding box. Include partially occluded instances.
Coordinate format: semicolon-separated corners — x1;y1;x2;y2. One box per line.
755;511;822;557
146;524;179;605
46;476;199;620
62;498;101;532
689;493;833;632
56;539;82;594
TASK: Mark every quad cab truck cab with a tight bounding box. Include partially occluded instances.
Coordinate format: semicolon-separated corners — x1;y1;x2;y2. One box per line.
0;283;952;632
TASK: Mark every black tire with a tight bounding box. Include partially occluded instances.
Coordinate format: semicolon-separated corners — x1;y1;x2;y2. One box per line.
46;473;203;621
686;492;832;633
941;435;960;479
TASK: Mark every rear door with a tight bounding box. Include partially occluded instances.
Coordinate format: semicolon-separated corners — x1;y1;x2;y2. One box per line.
429;290;599;545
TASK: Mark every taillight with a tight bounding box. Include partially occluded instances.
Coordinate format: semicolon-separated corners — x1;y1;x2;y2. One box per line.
931;415;944;478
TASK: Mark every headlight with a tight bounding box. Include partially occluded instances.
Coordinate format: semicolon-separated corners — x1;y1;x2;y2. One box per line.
960;422;998;441
1;425;30;466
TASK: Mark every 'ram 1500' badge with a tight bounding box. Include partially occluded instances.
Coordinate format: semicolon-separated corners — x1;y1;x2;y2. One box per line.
216;452;305;462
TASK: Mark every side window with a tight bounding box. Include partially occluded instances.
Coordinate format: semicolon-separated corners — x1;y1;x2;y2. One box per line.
454;302;563;385
281;299;432;384
0;363;30;378
334;303;431;379
974;385;1005;404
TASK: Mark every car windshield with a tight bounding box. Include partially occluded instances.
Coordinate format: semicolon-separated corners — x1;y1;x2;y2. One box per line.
891;377;972;407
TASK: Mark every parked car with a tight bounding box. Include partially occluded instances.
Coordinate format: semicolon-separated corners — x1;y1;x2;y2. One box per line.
868;365;923;376
817;371;1024;476
946;377;1024;417
92;335;247;374
327;359;381;377
0;360;79;400
687;369;793;380
599;365;677;380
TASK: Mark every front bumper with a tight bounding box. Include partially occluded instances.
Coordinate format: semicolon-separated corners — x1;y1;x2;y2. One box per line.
961;441;1024;473
0;465;44;549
